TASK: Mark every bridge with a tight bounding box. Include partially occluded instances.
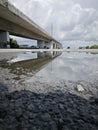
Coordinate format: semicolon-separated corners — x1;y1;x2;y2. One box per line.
0;0;62;49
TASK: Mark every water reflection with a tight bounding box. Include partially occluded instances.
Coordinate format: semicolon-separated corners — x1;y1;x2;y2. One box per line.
0;51;98;87
27;52;98;84
1;51;62;78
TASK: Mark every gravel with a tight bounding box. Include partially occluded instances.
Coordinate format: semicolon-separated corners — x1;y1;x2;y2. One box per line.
0;84;98;130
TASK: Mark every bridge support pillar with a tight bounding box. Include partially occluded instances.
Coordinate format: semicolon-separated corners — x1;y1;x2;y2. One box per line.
37;40;53;49
0;31;10;48
37;40;62;49
53;42;57;49
37;40;45;49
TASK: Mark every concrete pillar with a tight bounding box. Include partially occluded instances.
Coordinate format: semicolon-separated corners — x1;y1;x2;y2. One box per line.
37;40;45;49
54;43;57;49
45;41;53;49
0;31;10;48
37;40;53;49
56;43;58;49
37;40;62;49
54;43;56;49
53;42;55;49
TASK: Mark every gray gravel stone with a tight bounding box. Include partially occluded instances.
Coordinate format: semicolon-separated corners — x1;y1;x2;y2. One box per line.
0;84;98;130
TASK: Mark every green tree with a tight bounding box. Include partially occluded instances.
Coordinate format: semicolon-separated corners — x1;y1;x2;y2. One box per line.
86;45;98;49
86;46;89;49
10;38;19;48
90;45;98;49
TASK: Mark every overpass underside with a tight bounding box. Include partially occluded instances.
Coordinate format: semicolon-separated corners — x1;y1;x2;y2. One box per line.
0;0;62;49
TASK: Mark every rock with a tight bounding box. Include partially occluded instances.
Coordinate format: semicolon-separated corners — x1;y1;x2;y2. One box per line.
15;108;22;118
94;98;98;104
59;104;64;109
57;119;65;130
40;113;51;122
76;84;84;92
27;104;34;111
49;121;57;130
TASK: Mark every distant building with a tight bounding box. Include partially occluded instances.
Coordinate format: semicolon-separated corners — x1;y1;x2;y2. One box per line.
79;47;86;49
19;44;29;49
19;44;38;49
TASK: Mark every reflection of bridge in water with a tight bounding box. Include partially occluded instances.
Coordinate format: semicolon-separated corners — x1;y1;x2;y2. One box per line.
7;51;62;77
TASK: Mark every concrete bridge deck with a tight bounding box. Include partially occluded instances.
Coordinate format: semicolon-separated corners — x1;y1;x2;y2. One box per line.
0;0;61;49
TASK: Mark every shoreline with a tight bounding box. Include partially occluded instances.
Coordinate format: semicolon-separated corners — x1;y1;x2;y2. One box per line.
0;65;98;99
0;48;98;53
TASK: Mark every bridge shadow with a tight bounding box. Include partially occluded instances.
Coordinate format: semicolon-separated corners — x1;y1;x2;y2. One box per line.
0;83;98;130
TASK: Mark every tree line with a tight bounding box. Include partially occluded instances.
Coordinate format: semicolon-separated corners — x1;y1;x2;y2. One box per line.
86;45;98;49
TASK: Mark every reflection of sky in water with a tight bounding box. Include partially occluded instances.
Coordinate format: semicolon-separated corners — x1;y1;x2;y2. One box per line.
27;52;98;83
8;52;37;63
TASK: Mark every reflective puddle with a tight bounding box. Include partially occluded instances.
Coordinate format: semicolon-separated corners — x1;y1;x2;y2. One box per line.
0;51;98;93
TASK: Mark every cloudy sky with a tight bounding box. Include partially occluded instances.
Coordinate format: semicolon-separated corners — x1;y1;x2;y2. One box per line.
9;0;98;47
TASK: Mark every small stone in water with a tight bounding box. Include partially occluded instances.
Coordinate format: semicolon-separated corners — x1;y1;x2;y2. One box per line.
76;84;84;92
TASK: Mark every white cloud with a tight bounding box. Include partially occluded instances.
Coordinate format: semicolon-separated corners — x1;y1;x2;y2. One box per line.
8;0;98;46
